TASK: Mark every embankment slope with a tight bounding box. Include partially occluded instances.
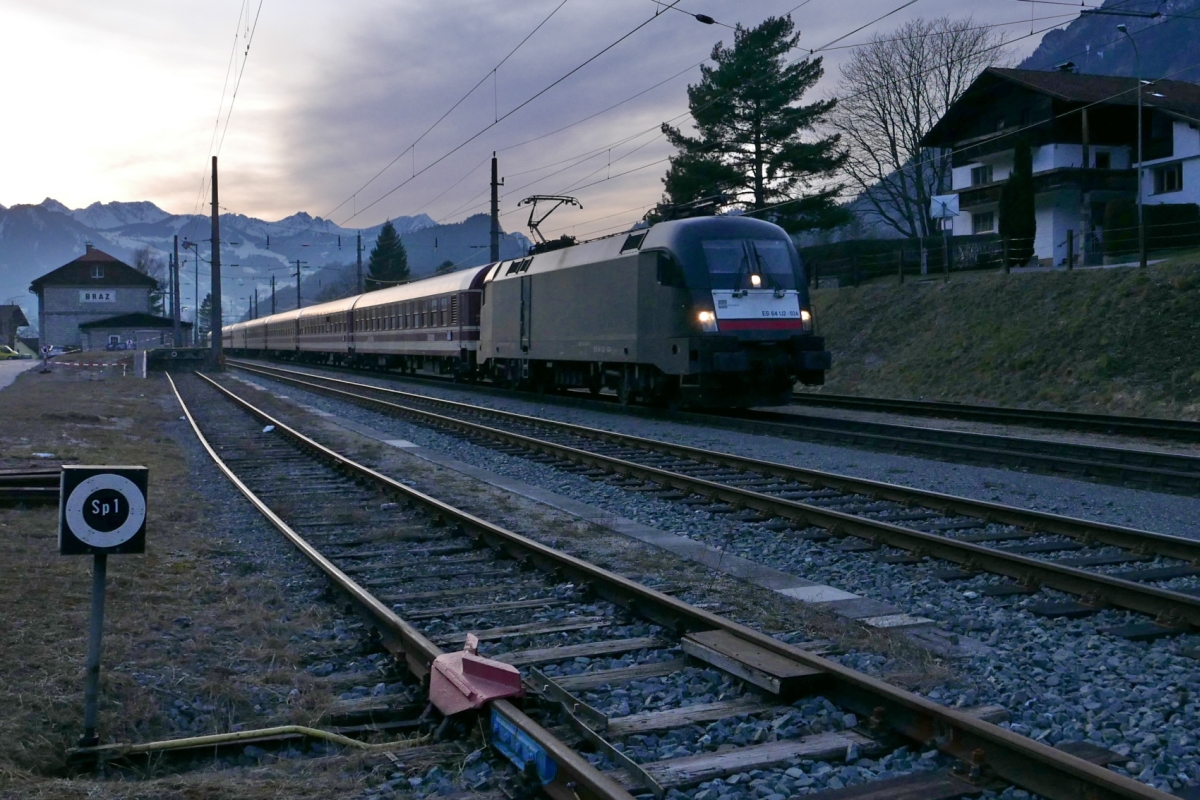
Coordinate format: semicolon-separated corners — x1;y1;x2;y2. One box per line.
808;258;1200;419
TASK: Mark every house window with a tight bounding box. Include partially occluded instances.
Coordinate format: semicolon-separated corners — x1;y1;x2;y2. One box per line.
1153;162;1183;194
1094;151;1111;169
90;265;104;279
970;165;993;186
972;211;995;235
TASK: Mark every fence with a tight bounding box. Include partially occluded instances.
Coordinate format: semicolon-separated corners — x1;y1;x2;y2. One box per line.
801;211;1200;288
799;233;1010;287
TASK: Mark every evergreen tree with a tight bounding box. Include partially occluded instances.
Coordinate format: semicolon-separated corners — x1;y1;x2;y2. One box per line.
366;221;409;291
660;15;849;232
434;260;456;275
197;292;212;343
999;140;1036;267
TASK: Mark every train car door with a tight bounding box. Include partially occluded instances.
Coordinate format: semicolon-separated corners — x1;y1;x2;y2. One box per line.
519;275;532;352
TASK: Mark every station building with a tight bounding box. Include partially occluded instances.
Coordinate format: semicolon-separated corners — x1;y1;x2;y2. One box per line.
29;245;186;349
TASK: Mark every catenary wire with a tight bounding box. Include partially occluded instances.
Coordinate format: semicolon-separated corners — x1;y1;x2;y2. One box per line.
322;0;574;220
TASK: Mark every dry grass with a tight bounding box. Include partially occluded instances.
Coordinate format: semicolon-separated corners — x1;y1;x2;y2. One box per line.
808;256;1200;419
0;367;370;798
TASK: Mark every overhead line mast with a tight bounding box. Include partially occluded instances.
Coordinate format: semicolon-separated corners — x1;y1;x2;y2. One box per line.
211;156;222;366
490;153;503;263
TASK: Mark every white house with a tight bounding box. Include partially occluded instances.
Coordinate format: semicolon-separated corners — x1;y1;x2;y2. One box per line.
921;68;1200;265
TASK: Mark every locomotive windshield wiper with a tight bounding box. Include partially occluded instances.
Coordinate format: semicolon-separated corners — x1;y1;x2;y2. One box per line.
749;242;786;296
732;243;753;296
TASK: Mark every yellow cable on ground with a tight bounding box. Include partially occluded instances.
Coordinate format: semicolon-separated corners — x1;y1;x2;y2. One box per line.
72;725;430;758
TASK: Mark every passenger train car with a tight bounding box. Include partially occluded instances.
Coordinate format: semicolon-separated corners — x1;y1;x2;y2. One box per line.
225;215;830;407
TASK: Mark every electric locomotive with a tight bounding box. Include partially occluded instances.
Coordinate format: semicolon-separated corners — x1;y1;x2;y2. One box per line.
480;214;828;407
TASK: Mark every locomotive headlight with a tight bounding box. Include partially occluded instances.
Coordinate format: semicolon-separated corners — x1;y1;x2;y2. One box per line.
750;274;762;288
801;308;813;332
697;310;718;332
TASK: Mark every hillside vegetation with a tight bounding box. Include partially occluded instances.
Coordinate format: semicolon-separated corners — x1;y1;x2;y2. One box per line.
807;256;1200;419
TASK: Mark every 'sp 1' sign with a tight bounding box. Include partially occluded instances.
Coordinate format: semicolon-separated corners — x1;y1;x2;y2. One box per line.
59;466;148;555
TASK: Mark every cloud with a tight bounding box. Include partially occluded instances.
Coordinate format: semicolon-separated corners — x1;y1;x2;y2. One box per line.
0;0;1056;234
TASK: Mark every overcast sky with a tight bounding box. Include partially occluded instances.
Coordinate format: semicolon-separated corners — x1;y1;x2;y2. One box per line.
0;0;1072;238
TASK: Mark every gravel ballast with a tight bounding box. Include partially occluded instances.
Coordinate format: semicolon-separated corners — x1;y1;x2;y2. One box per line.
235;369;1200;795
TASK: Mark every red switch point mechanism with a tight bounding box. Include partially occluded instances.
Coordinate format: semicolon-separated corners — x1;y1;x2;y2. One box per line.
429;633;523;716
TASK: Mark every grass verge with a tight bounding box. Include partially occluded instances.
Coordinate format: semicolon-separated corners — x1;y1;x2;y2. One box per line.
0;366;371;798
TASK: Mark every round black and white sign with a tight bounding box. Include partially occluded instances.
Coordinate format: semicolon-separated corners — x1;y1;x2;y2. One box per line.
64;474;147;549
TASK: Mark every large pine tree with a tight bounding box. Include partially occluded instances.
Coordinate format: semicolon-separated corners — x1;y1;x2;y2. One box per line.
999;140;1036;268
660;15;848;232
366;221;409;291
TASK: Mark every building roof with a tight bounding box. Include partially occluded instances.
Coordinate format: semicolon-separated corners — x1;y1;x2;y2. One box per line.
29;246;158;293
79;312;192;330
0;305;29;327
922;67;1200;147
992;68;1200;116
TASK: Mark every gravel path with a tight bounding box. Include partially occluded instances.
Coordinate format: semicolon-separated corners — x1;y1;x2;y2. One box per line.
238;370;1200;795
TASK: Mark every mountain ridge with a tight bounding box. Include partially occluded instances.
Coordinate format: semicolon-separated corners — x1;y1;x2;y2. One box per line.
1;199;529;332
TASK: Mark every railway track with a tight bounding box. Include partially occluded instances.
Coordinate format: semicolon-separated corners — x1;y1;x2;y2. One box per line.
0;467;61;505
230;355;1200;495
723;408;1200;496
228;360;1200;638
791;392;1200;443
170;369;1175;800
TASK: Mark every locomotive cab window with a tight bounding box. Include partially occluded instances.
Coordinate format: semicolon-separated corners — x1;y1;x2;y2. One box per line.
654;252;687;288
702;239;798;291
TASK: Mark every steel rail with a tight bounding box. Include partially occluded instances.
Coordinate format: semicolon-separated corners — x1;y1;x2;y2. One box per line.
230;361;1200;564
792;392;1200;442
187;369;1174;800
729;408;1200;482
169;373;634;800
226;362;1200;630
227;357;1200;493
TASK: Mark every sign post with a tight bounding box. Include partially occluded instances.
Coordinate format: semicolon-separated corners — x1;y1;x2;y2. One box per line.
930;194;960;283
58;465;148;748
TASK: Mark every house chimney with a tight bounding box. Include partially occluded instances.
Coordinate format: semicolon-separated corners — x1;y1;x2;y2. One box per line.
85;242;94;253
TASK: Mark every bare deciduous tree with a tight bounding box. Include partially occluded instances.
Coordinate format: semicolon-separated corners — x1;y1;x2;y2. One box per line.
834;17;1009;238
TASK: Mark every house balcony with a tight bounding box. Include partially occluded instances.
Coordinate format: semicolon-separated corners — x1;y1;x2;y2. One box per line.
954;167;1136;208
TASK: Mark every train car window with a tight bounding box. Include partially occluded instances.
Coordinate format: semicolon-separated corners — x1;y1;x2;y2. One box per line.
655;252;687;288
621;232;647;252
440;297;448;326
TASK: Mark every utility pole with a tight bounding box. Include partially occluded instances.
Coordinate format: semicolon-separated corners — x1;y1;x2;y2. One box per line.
210;156;223;364
1119;25;1147;268
172;235;182;346
193;248;199;345
295;260;307;310
357;232;364;294
271;274;276;315
490;152;503;263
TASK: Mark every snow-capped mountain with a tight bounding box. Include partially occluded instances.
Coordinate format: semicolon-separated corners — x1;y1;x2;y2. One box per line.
69;200;172;230
0;199;527;331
